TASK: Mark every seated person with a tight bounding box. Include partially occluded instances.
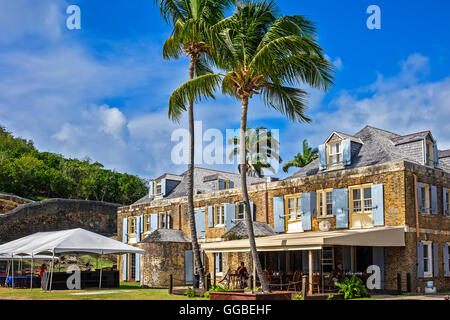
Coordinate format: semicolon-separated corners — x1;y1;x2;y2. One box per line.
331;262;344;286
236;262;249;288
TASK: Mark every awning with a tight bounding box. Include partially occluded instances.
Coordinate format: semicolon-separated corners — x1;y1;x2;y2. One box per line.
201;226;406;253
0;254;56;260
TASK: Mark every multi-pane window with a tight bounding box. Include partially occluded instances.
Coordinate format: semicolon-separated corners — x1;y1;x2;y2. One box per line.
351;186;372;214
215;205;225;226
159;213;171;229
218;179;234;191
423;242;433;277
144;215;151;232
420;184;431;214
286;195;301;220
155;181;162;195
215;253;223;273
128;217;136;234
318;190;333;216
446;190;450;214
327;142;343;165
236;202;245;220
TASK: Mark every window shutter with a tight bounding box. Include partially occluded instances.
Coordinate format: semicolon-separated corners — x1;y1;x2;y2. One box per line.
249;201;255;221
431;185;438;215
416;182;422;213
215;254;221;274
229;181;234;189
184;250;194;285
122;217;128;243
417;242;424;278
443;243;449;277
433;242;439;277
444;188;448;216
122;254;128;281
161;178;166;196
372;184;385;226
136;216;141;242
195;209;206;238
342;139;352;165
273;197;285;233
318;144;327;170
372;247;385;289
224;203;235;230
333;188;349;228
149;180;154;197
135;254;141;282
208;206;214;228
342;246;351;272
433;143;439;167
150;214;158;232
301;192;316;231
219;179;226;190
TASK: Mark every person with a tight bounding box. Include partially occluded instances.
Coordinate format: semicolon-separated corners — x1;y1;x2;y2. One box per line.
236;262;249;288
39;264;47;278
85;263;92;272
331;262;344;286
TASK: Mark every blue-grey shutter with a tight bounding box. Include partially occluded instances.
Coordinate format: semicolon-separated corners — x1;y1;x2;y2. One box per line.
149;180;154;197
136;216;142;242
224;203;235;230
372;184;384;226
122;217;128;243
372;247;385;289
433;242;439;277
417;242;424;278
423;139;427;165
433;143;439;167
135;254;141;281
249;201;254;221
215;254;221;273
219;179;226;190
229;181;235;189
140;215;144;233
150;214;158;232
342;139;351;165
195;209;206;238
208;206;214;227
273;196;285;233
318;144;327;170
122;254;127;281
161;178;166;196
333;188;349;228
443;243;449;277
417;183;422;212
431;185;438;215
343;246;351;272
302;251;309;271
301;193;312;231
444;188;448;216
184;250;193;285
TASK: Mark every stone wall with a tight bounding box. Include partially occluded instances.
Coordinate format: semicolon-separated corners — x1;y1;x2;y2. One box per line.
0;193;33;214
0;199;120;243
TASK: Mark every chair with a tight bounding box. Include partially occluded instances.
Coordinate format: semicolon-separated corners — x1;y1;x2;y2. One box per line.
312;272;321;294
287;270;302;292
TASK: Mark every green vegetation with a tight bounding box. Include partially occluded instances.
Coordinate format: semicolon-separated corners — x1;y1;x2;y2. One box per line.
292;293;303;300
0;126;148;205
283;139;318;173
184;287;195;298
335;275;369;299
0;282;207;300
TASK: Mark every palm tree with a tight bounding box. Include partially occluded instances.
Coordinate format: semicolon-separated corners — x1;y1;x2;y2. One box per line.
168;0;334;292
228;126;282;177
155;0;233;287
282;139;318;173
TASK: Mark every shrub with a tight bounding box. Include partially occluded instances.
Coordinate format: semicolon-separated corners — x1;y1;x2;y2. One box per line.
184;287;195;298
335;275;368;299
292;293;303;300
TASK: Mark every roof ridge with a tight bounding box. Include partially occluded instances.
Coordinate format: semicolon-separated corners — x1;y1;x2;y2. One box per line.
391;130;430;140
355;125;400;138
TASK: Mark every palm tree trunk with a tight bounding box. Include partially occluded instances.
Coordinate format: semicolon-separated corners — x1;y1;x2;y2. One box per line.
187;56;205;287
239;97;270;293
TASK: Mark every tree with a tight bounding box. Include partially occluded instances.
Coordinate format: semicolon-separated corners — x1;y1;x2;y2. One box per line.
169;0;334;292
228;126;282;177
156;0;234;287
282;139;318;173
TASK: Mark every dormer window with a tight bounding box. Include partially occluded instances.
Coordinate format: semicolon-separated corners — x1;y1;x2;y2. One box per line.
155;181;162;195
425;141;435;166
327;141;343;165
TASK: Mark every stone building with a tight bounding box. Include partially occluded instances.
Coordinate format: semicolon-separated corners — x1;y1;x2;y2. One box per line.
118;126;450;293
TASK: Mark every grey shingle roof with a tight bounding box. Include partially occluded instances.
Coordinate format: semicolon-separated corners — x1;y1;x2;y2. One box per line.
142;229;191;243
222;221;276;238
287;125;437;179
391;130;431;145
439;150;450;158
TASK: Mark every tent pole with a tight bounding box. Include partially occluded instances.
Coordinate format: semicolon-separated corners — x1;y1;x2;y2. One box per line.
11;254;14;289
5;260;10;287
99;251;103;289
30;254;34;290
49;250;55;291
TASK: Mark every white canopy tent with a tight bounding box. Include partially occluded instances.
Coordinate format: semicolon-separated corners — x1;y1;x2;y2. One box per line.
0;228;144;290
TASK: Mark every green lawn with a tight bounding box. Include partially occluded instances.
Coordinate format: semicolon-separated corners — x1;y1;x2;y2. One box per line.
0;282;207;300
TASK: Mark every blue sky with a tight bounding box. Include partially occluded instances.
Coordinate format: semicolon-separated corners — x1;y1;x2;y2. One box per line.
0;0;449;180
